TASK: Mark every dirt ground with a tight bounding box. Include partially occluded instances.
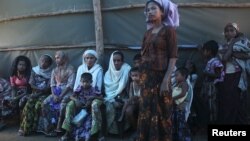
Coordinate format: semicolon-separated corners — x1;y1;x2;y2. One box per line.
0;124;207;141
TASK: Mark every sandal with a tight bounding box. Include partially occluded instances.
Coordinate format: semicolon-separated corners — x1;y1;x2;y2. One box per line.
18;129;25;136
59;135;69;141
55;129;63;133
45;131;57;137
98;136;105;141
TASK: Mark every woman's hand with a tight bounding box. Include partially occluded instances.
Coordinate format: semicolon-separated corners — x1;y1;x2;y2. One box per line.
29;94;36;99
233;52;250;60
75;100;82;108
113;101;122;108
53;95;60;103
160;77;171;96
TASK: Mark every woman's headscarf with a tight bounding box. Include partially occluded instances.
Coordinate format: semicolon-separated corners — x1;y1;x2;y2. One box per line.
104;51;131;102
81;49;98;63
145;0;179;29
32;54;53;79
225;22;240;32
74;49;103;91
224;23;249;91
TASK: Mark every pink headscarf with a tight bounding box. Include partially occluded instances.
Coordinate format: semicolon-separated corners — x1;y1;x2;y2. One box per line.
145;0;180;30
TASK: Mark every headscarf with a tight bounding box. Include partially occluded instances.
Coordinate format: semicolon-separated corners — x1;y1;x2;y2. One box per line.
225;23;250;91
104;51;131;102
32;54;53;79
74;49;103;91
145;0;179;29
81;49;98;63
225;22;240;32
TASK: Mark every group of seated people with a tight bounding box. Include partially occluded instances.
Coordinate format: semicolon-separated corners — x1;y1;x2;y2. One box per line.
0;49;142;141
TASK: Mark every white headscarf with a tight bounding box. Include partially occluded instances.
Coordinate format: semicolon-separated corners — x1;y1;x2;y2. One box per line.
32;54;53;79
145;0;179;29
104;51;131;102
74;49;103;91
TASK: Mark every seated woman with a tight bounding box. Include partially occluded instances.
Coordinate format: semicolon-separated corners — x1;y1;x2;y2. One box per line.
18;54;53;136
104;51;131;135
0;75;12;129
3;56;32;118
38;51;75;136
73;49;104;139
74;49;103;92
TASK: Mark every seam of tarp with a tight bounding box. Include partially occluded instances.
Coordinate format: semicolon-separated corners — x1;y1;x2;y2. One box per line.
1;3;250;23
0;44;198;52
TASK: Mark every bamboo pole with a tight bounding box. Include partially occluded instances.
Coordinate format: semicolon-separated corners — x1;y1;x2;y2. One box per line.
93;0;104;65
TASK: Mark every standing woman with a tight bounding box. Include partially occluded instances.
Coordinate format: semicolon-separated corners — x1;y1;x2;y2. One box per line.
220;23;249;124
136;0;179;141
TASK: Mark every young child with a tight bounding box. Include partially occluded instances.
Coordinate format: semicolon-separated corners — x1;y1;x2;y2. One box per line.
133;53;142;67
118;67;141;130
60;72;102;141
8;56;32;115
201;40;224;123
172;67;191;141
184;60;197;122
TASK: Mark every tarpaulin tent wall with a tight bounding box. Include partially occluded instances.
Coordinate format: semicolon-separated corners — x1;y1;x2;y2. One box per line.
0;0;250;79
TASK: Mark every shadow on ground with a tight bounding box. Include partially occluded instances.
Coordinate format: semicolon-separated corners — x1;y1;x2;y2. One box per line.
0;124;207;141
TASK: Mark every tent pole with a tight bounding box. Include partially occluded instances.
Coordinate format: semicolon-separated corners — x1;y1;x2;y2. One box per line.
93;0;104;66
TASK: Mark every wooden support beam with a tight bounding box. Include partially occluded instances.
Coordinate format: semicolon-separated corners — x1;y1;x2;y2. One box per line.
93;0;104;66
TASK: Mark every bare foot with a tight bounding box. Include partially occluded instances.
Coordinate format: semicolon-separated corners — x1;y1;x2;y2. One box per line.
18;129;25;136
55;128;63;133
118;116;123;122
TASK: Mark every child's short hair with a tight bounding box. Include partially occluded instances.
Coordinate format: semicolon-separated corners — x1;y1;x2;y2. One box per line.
130;67;140;73
203;40;219;56
81;72;92;81
133;53;141;61
176;67;189;79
